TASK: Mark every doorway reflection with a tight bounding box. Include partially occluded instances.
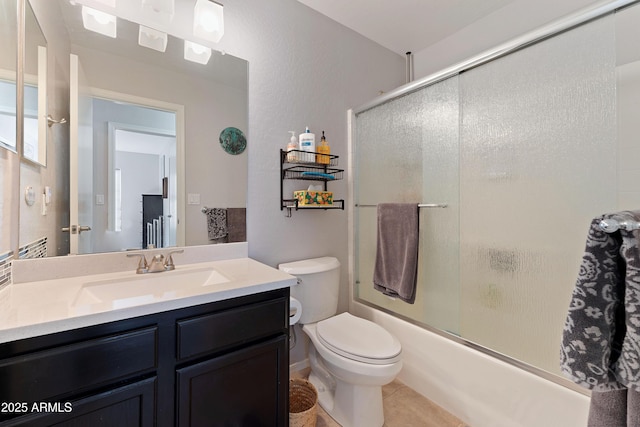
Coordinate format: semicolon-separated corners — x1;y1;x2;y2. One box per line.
89;97;177;253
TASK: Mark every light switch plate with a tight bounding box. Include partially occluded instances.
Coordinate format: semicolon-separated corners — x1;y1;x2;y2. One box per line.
188;193;201;205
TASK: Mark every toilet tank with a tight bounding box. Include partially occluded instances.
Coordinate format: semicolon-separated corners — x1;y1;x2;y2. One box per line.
279;257;340;324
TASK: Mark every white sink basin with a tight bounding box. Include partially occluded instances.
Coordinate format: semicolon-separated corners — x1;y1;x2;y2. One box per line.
73;267;230;309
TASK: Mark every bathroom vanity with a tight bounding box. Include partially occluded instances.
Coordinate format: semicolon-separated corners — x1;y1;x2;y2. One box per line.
0;247;294;427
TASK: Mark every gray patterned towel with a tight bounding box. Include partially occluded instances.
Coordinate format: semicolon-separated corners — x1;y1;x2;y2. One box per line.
204;208;228;240
560;210;640;391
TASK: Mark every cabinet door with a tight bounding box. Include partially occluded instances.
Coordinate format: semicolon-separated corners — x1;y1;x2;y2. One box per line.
0;377;156;427
176;335;288;427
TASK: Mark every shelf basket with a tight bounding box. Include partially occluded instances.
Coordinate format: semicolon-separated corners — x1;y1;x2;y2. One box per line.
282;198;345;211
282;149;339;167
283;165;344;181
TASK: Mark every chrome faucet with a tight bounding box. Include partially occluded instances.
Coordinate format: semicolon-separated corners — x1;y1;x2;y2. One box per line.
127;249;185;274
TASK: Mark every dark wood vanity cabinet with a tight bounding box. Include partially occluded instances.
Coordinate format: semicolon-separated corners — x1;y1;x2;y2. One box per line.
0;288;289;427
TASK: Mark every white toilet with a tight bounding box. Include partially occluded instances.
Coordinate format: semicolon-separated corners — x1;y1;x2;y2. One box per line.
279;257;402;427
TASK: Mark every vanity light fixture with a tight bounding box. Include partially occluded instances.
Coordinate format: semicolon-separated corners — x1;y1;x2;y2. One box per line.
138;25;168;52
81;6;117;38
184;40;212;64
141;0;175;22
193;0;224;43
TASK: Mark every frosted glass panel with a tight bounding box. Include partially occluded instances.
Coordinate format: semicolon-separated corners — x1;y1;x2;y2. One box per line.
459;16;616;374
616;3;640;211
354;12;619;380
355;77;460;333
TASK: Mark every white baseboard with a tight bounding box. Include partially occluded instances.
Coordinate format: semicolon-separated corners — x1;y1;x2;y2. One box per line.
290;358;310;375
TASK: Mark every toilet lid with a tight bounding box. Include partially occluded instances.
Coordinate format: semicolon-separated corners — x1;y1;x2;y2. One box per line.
316;313;401;364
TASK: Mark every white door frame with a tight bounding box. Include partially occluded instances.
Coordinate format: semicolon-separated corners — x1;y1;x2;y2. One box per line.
87;87;185;247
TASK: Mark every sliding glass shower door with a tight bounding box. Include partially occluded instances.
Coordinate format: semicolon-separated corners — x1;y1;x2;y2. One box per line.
354;76;461;335
353;13;617;376
458;15;616;372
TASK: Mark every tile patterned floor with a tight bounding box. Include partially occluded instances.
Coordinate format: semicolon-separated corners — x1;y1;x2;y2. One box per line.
291;369;468;427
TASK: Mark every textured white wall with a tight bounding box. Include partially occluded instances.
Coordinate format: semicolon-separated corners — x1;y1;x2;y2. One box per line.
226;0;405;365
218;0;405;313
413;0;611;79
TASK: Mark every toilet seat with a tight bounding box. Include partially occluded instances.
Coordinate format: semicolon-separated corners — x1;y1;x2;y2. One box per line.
316;313;401;365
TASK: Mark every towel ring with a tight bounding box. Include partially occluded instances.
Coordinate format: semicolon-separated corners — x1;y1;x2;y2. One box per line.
598;218;640;233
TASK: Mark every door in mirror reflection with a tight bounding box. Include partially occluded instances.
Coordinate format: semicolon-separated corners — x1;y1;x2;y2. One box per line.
0;79;16;151
69;54;91;254
111;126;177;250
69;54;182;254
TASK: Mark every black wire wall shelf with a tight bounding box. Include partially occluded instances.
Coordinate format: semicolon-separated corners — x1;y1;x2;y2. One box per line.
280;149;345;217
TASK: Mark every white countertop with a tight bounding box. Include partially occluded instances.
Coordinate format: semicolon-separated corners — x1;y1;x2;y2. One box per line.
0;257;296;344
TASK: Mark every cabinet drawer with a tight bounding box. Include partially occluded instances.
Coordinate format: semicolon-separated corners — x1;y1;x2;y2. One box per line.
0;377;156;427
177;297;287;361
0;327;157;404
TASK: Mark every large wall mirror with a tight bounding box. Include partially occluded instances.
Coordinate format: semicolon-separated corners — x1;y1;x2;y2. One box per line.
0;0;17;153
0;0;18;270
19;0;248;258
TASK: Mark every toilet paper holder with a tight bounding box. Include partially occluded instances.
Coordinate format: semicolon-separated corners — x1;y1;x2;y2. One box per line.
289;297;302;325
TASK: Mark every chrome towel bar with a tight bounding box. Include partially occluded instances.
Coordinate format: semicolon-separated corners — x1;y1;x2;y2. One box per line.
355;203;448;208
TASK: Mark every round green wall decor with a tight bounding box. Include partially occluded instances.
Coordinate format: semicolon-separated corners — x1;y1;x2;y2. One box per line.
219;127;247;155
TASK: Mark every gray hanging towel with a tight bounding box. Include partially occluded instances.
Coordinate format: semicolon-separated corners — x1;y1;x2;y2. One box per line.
587;389;627;427
587;388;640;426
227;208;246;242
373;203;419;304
204;208;228;240
561;210;640;392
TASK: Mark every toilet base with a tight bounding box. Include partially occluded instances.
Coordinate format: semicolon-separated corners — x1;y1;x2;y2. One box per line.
308;370;384;427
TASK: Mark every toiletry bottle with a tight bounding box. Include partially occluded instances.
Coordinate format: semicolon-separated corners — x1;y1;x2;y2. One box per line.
299;127;315;162
286;131;298;162
316;131;330;164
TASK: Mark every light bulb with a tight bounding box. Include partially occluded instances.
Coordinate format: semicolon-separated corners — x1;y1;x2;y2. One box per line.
198;9;220;33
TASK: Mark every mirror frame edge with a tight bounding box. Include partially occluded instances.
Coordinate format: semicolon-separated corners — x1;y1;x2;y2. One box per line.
12;0;25;262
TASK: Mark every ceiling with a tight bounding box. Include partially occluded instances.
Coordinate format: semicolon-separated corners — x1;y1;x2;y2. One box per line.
297;0;517;56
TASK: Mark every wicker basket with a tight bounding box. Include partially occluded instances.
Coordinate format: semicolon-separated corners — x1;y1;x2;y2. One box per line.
289;378;318;427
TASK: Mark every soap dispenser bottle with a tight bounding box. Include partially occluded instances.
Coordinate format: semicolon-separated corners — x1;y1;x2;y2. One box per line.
286;131;298;162
316;131;330;164
299;127;315;162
